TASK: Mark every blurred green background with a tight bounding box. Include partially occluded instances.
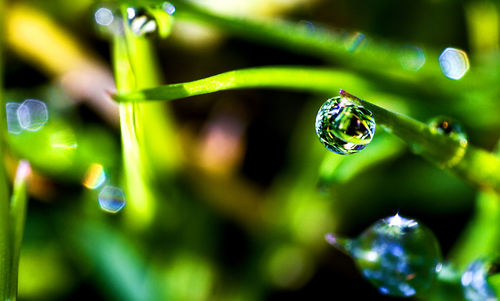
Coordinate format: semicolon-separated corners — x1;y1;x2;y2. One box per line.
2;0;500;300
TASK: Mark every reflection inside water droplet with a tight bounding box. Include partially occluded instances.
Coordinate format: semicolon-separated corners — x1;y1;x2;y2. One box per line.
98;185;126;213
6;102;22;134
326;213;442;297
315;92;375;155
17;99;48;132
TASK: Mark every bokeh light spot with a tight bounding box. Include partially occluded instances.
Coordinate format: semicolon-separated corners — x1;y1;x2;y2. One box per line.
98;185;126;213
17;99;49;132
439;47;470;80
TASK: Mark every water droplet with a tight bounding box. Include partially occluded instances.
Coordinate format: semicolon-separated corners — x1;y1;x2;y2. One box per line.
127;8;157;36
462;258;500;301
6;102;22;134
428;116;468;145
326;214;442;297
439;47;470;80
162;2;176;15
83;163;106;190
98;185;126;213
399;45;426;72
315;93;375;155
17;99;48;132
95;7;114;26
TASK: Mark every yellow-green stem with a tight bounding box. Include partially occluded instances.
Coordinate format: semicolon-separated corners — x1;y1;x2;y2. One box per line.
0;0;12;298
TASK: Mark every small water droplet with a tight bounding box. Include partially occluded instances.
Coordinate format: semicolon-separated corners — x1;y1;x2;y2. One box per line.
6;102;23;134
315;92;375;155
127;8;157;36
17;99;48;132
326;214;442;297
439;47;470;80
162;2;176;15
462;258;500;301
98;185;126;213
428;116;468;146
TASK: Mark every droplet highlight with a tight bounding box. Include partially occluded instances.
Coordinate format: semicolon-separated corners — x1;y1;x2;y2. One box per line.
98;185;126;213
17;99;48;132
127;8;157;36
439;47;470;80
326;213;442;297
315;92;375;155
462;258;500;301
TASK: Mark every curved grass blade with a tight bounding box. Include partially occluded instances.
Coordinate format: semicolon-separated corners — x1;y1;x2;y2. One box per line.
115;66;500;193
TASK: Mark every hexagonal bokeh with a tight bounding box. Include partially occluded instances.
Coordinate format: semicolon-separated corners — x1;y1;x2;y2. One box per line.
439;47;470;80
98;185;126;213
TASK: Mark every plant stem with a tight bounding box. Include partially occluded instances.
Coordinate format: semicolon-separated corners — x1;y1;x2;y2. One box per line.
113;17;156;229
114;66;500;193
0;0;12;297
8;160;29;301
113;6;180;229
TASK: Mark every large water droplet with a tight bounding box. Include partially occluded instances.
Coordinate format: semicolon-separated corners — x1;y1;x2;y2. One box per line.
462;258;500;301
127;8;157;36
326;214;442;297
439;47;470;80
17;99;48;132
315;93;375;155
98;185;126;213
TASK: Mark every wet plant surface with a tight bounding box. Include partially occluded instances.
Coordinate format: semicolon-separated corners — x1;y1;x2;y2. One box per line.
1;1;500;300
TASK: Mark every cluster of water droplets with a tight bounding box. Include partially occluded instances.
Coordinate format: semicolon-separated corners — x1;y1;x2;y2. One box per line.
6;99;49;134
326;213;442;297
315;90;375;155
94;2;175;37
82;163;126;214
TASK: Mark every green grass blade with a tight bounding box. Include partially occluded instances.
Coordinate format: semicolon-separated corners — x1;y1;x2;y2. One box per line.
114;66;372;102
0;0;12;297
9;160;30;301
115;66;500;192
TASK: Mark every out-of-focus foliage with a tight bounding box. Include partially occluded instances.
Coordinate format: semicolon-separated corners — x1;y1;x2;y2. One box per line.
1;0;500;300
